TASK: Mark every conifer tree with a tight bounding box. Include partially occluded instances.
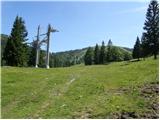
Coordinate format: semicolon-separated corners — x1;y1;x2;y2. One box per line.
3;16;28;66
94;44;100;64
143;0;159;59
106;39;113;62
39;50;46;67
107;39;113;46
141;33;150;59
132;37;141;60
84;47;93;65
28;40;37;66
99;41;106;64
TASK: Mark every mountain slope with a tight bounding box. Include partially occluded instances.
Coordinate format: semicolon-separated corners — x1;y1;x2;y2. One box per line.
53;46;132;67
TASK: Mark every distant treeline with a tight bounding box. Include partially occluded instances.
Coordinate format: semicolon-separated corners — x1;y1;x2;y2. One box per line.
84;40;132;65
1;34;131;67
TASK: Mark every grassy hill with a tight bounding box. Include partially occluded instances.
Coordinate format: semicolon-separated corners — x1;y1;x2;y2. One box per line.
50;45;132;67
1;57;158;119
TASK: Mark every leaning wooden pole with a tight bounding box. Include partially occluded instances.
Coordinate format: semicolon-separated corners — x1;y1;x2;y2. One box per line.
46;24;51;69
35;25;40;68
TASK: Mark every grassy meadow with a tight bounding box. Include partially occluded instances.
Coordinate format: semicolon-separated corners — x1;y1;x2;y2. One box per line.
1;57;159;118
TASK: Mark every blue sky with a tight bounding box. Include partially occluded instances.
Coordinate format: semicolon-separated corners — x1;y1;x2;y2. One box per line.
1;1;150;52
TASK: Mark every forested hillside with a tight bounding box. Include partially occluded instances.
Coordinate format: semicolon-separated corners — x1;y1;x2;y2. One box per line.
1;34;132;67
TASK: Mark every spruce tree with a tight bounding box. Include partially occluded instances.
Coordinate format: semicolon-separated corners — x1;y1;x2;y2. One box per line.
3;16;28;66
28;40;37;66
107;39;113;46
106;39;113;62
84;47;93;65
39;50;46;67
94;44;100;64
99;41;106;64
143;0;159;59
132;37;141;60
49;53;54;68
141;33;150;59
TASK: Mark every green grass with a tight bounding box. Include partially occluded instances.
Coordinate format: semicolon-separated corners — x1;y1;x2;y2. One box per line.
1;57;159;118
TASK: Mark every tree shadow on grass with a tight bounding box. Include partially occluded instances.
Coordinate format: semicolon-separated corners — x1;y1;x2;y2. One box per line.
130;59;141;62
120;59;141;66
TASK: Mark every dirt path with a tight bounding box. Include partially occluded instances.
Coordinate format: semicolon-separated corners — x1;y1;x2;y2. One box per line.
32;73;77;118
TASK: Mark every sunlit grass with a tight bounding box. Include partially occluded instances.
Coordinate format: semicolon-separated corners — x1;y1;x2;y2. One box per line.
1;57;158;118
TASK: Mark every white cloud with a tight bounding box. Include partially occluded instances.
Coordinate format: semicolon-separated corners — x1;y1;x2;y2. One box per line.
117;6;148;14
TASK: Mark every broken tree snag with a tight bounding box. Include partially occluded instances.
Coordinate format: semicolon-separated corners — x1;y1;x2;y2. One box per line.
35;24;59;69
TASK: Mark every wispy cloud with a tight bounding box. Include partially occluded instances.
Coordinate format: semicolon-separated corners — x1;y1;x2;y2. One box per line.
117;6;148;14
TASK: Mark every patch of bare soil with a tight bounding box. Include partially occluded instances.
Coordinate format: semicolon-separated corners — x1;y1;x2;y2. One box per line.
139;81;159;119
110;81;159;119
72;107;93;119
111;111;138;119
